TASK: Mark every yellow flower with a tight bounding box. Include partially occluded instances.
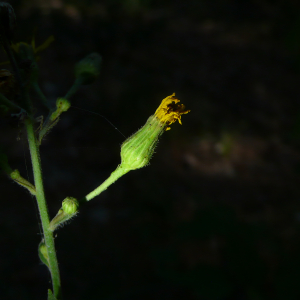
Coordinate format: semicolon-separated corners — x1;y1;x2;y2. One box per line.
155;93;190;130
119;93;190;171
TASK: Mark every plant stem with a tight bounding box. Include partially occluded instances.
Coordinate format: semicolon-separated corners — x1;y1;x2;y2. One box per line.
25;118;62;299
9;169;36;195
32;82;51;110
83;165;130;203
64;77;83;100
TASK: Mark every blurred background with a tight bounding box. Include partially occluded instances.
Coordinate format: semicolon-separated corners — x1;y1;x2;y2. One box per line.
1;0;300;299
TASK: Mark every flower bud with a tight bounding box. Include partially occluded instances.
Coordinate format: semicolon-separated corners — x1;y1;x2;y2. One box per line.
75;52;102;85
62;197;79;215
50;98;71;121
120;93;190;171
38;240;49;267
10;169;20;180
49;197;79;232
120;115;163;171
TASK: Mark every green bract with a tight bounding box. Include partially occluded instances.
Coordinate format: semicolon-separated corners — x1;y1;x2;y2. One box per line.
62;197;79;215
120;115;164;171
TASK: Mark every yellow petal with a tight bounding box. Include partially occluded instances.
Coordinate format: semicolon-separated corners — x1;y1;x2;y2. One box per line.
154;93;190;129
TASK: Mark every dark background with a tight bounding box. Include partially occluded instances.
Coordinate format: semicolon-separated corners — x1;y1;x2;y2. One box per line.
1;0;300;299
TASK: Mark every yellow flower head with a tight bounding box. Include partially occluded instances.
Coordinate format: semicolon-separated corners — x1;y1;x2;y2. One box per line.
155;93;190;130
120;93;190;171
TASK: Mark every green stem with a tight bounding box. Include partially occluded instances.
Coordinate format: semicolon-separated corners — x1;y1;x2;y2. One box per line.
9;169;36;195
83;165;130;203
49;209;77;232
25;118;62;299
32;82;51;110
64;77;83;100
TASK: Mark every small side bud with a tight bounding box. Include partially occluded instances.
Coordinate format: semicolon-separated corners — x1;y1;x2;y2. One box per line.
10;169;20;180
10;168;36;195
62;197;79;215
38;240;49;267
49;98;71;121
75;52;102;85
0;151;36;194
49;197;79;232
56;97;71;112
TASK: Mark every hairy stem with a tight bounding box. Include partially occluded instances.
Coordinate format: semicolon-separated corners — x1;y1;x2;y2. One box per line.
9;169;36;195
83;165;130;203
25;118;62;299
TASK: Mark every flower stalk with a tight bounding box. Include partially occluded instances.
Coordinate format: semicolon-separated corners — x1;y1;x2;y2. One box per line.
10;169;36;195
64;77;83;100
32;81;51;110
84;165;130;202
